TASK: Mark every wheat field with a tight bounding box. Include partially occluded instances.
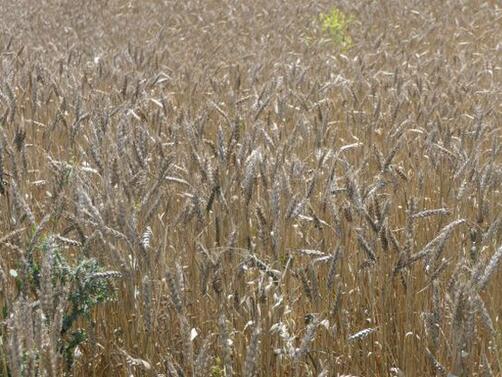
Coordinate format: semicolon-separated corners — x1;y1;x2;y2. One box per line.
0;0;501;376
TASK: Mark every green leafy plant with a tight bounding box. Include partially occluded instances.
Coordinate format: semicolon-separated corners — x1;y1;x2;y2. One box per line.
319;7;353;49
0;235;120;376
211;357;224;377
39;238;119;367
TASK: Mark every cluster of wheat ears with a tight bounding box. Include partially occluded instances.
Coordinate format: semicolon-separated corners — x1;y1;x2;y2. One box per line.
0;0;501;376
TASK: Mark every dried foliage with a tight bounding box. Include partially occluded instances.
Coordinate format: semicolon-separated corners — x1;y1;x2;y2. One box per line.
0;0;501;376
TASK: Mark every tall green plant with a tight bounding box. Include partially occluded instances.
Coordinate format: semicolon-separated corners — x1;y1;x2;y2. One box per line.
319;7;353;49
